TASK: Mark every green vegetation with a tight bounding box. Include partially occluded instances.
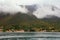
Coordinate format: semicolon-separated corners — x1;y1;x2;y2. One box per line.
0;12;60;32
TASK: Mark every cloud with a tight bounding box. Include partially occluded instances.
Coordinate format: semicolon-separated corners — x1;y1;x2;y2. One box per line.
0;0;28;14
0;0;60;17
32;0;60;18
33;5;60;18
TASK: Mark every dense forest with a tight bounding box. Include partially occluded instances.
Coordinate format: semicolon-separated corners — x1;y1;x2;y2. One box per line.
0;12;60;32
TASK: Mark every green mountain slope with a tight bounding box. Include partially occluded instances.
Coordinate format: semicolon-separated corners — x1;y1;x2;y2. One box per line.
0;12;60;32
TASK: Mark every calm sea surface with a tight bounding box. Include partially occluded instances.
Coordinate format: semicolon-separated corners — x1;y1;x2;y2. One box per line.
0;32;60;40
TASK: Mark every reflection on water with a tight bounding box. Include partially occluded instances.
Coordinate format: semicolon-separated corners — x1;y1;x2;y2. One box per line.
0;32;60;40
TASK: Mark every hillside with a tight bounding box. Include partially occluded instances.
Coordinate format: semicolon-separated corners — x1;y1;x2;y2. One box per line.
0;12;60;32
0;4;60;32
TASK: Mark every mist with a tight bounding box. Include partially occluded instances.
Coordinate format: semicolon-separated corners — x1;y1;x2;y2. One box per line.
0;0;60;18
0;0;28;14
33;4;60;18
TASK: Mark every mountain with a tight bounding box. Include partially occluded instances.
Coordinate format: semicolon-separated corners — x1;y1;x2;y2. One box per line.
0;4;60;32
20;4;38;15
25;4;37;13
0;12;37;25
41;15;60;22
7;12;37;24
20;4;60;18
33;5;60;18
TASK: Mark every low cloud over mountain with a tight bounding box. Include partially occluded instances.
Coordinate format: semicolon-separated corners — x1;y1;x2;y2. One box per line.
33;4;60;18
0;0;60;19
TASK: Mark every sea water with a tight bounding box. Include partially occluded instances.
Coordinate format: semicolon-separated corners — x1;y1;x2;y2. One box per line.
0;32;60;40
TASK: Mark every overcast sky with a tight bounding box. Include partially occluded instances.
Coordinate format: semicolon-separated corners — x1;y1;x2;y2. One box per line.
0;0;60;5
0;0;60;10
0;0;60;17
